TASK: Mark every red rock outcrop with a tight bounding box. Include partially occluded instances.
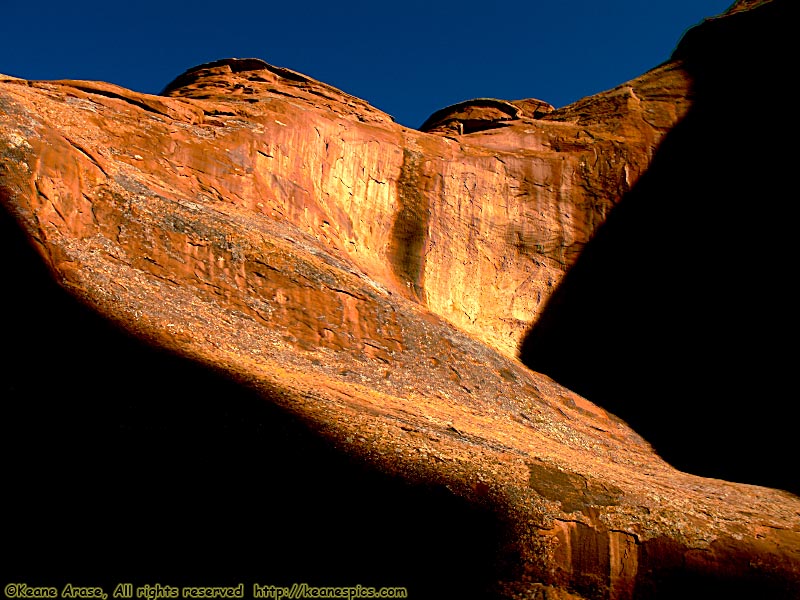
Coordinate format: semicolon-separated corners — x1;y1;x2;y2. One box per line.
418;97;555;135
1;1;798;598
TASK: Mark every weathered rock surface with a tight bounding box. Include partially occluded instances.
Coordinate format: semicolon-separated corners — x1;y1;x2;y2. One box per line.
1;1;798;599
418;97;555;135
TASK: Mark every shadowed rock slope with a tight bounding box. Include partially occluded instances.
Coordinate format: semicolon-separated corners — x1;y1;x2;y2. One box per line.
1;1;798;598
520;0;799;497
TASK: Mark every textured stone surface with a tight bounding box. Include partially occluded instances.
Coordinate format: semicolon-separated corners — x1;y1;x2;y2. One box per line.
1;1;799;598
418;97;554;135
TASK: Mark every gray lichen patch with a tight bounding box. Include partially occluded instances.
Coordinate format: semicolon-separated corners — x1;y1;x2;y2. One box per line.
528;459;622;514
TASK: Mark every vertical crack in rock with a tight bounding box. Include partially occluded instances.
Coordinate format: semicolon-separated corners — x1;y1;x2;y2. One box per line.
389;148;429;303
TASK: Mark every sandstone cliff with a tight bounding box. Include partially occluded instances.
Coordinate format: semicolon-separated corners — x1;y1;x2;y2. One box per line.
1;0;798;599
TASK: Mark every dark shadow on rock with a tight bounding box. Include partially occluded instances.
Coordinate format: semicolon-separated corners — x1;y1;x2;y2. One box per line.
0;204;505;599
520;0;799;496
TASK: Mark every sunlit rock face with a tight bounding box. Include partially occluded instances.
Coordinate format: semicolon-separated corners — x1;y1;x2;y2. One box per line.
1;1;799;598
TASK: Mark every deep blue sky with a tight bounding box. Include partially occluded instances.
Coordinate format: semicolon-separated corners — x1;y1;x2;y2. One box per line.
1;0;732;128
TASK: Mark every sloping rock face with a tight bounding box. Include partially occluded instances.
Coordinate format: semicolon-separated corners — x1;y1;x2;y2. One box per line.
520;0;800;496
1;1;798;599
